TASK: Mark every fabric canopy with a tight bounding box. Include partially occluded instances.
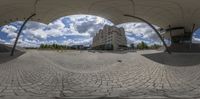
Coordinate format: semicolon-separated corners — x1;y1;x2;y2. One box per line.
0;0;200;33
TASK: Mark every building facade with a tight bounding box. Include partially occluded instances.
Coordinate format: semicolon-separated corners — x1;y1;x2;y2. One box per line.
92;25;127;50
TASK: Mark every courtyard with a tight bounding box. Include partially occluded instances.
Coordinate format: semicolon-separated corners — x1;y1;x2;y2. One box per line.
0;50;200;98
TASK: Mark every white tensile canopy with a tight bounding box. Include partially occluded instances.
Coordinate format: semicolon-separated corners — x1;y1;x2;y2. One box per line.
0;0;200;36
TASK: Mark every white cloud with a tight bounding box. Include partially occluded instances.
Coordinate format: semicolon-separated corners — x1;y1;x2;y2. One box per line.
25;21;47;30
0;15;164;47
1;25;18;38
63;38;92;46
17;39;38;47
6;18;95;47
118;22;162;45
192;37;200;43
118;23;157;39
49;19;65;30
192;29;200;44
0;39;5;43
23;28;48;40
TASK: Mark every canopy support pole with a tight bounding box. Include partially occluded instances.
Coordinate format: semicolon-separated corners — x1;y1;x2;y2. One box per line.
10;13;36;56
124;14;171;54
190;24;196;49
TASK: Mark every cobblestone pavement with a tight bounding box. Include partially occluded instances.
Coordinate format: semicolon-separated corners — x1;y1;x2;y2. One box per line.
0;50;200;98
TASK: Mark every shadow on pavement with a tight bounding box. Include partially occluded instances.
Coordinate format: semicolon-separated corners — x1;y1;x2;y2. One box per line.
0;51;25;64
142;52;200;67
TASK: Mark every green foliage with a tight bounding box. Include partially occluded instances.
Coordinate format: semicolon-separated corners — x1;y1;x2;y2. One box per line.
39;44;90;50
130;44;135;49
149;44;162;49
137;41;149;50
39;43;67;50
136;41;162;50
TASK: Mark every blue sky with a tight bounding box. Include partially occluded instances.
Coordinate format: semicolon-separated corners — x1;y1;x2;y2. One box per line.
0;14;198;47
193;28;200;43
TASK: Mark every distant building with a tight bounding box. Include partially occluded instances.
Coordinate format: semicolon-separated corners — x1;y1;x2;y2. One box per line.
92;25;127;50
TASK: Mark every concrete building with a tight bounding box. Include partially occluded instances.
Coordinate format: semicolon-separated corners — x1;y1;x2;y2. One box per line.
92;25;127;50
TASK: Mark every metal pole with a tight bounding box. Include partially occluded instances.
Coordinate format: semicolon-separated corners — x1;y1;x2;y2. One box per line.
124;14;171;54
191;24;196;33
190;24;196;49
168;25;173;44
168;25;172;38
10;13;36;56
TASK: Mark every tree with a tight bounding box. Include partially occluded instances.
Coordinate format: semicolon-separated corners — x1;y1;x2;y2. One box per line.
150;44;162;49
130;44;135;49
137;41;149;50
39;44;70;50
40;44;44;49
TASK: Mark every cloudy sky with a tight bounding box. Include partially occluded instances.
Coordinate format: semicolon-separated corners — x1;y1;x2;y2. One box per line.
1;14;198;47
192;29;200;43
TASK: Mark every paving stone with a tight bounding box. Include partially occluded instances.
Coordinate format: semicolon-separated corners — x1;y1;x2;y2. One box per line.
0;50;200;98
